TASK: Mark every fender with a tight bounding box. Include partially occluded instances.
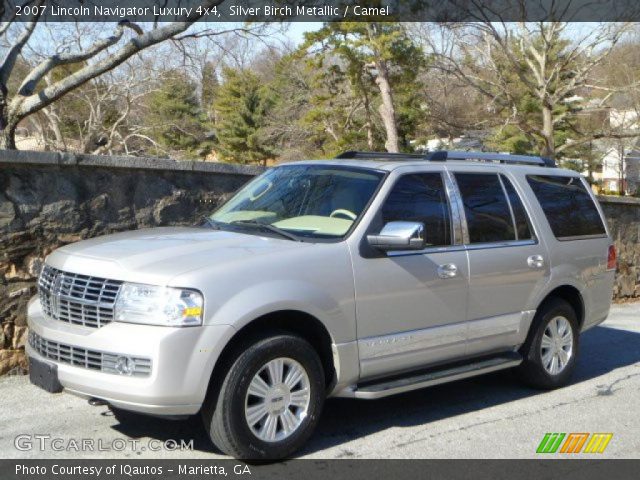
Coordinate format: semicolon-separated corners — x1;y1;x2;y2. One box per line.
207;279;356;344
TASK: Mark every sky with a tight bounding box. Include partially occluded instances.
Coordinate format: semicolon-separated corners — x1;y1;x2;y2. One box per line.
283;22;322;44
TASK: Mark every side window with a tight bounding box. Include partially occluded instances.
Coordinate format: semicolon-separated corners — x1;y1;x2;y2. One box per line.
455;173;515;243
526;175;606;238
380;173;452;247
501;175;533;240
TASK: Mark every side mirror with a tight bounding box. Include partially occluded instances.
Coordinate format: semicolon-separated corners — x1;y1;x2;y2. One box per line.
367;221;426;251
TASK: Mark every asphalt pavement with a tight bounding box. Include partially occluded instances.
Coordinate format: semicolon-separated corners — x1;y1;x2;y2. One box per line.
1;303;638;459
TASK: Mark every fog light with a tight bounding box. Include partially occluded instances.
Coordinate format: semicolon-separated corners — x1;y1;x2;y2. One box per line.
115;356;135;376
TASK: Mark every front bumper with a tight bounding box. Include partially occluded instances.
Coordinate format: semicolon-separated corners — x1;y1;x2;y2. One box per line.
26;296;235;416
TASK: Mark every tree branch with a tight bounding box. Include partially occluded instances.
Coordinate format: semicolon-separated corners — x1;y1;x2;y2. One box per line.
557;131;640;153
11;0;226;120
0;0;44;88
17;20;143;96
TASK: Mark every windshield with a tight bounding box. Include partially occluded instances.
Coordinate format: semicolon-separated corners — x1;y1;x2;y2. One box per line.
210;164;385;240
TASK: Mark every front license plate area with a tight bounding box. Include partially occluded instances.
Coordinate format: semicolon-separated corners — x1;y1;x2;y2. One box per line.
29;356;63;393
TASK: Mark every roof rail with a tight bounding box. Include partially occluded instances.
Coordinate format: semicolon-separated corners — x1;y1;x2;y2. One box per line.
335;150;424;160
426;150;555;167
335;150;556;167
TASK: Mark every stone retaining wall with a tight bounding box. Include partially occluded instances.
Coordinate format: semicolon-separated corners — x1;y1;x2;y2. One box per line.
598;195;640;299
0;150;262;375
1;150;638;375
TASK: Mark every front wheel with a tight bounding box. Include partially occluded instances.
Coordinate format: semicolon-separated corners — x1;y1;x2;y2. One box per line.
203;334;325;460
517;298;579;389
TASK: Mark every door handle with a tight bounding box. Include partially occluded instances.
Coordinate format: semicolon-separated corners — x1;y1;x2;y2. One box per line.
527;255;545;269
437;263;458;279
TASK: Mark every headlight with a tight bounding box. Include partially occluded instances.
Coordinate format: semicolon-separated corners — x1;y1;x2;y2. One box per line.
114;283;203;327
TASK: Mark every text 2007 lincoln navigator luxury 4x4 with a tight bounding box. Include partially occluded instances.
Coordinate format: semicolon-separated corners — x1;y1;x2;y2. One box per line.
27;150;616;459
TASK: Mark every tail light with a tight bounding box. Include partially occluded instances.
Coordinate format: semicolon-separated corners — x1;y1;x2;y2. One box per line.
607;245;617;270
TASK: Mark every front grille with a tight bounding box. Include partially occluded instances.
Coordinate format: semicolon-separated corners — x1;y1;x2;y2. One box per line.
38;265;123;328
28;331;152;377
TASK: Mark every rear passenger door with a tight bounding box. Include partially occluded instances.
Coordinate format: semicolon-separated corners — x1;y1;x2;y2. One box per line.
450;170;550;356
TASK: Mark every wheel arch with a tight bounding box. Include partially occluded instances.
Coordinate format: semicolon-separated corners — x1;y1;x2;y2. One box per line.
537;285;585;328
202;309;336;412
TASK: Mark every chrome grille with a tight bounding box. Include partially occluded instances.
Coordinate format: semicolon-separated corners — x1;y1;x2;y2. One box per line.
38;265;123;328
28;331;152;377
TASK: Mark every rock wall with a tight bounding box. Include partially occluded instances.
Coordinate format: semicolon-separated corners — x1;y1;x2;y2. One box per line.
0;150;263;375
1;150;639;376
598;195;640;299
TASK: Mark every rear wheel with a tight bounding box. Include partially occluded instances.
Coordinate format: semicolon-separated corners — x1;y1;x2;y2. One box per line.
517;298;579;389
203;334;325;460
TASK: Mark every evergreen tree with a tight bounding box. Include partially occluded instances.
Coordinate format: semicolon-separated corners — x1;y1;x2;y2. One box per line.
146;69;212;158
213;67;275;165
302;23;423;153
201;61;219;123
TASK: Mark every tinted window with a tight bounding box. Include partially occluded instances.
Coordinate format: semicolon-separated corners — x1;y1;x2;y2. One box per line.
526;175;606;238
501;175;533;240
380;173;451;247
455;173;515;243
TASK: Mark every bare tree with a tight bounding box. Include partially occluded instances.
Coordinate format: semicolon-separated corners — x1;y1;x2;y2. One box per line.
0;0;230;149
429;22;639;159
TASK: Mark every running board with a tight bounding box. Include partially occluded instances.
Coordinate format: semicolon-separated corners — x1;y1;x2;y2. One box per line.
337;352;523;400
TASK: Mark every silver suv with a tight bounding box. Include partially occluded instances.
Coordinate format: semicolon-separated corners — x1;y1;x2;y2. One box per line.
27;151;616;459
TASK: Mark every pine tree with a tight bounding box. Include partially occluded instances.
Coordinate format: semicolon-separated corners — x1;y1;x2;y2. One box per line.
213;67;275;165
302;23;423;153
146;69;212;158
201;61;219;123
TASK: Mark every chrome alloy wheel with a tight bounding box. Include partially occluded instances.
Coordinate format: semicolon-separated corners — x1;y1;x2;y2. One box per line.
244;357;311;442
540;316;574;375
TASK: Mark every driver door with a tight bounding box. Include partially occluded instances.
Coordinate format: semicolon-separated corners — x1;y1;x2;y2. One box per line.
350;170;469;379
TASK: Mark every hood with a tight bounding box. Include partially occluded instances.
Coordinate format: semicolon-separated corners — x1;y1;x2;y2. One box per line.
47;227;308;285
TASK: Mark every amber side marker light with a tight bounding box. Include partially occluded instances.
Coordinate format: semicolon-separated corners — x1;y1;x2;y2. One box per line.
607;245;617;271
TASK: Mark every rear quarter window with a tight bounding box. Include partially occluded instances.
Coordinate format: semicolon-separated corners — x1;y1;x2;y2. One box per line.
526;175;606;239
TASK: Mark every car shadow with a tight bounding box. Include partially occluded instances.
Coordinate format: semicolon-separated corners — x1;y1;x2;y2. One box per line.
105;409;217;454
107;325;640;456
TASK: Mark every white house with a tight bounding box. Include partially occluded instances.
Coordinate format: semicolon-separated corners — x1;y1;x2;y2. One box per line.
589;109;640;194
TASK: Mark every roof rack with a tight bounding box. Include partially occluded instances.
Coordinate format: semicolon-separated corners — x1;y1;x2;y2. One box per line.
336;150;425;160
335;150;556;167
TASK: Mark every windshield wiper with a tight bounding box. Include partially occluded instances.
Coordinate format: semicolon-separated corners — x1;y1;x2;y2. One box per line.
199;217;222;229
230;221;302;242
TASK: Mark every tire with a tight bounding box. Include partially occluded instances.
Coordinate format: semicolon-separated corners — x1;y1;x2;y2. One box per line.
202;334;325;460
517;297;580;389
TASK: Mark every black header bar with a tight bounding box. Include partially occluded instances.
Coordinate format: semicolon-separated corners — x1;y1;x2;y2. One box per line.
2;0;639;23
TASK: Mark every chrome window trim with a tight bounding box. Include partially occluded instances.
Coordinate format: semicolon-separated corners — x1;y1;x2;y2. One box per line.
556;234;610;242
464;239;538;251
445;172;470;244
386;239;538;257
387;244;467;257
498;174;519;240
442;170;464;246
